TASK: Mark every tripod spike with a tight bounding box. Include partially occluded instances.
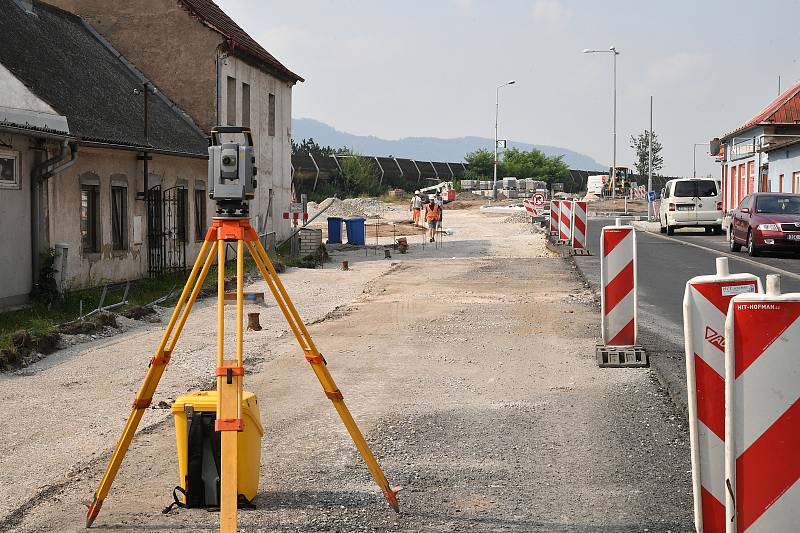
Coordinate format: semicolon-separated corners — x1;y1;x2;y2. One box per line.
85;498;102;527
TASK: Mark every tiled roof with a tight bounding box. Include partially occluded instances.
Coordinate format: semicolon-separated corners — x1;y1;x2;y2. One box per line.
179;0;303;83
0;0;208;155
723;79;800;140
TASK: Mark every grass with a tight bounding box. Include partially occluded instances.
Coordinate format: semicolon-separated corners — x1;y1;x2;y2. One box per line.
378;192;410;204
0;247;290;352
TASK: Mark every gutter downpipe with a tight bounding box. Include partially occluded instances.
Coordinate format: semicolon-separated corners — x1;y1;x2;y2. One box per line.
30;139;78;292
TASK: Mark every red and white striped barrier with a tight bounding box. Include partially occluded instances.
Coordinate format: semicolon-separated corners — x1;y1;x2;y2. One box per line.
559;200;572;243
571;200;587;251
683;258;761;533
522;199;540;217
549;200;560;236
724;275;800;532
600;220;637;346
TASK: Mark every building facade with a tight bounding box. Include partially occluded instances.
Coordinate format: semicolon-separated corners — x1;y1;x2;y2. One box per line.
0;0;210;306
48;0;304;240
717;80;800;212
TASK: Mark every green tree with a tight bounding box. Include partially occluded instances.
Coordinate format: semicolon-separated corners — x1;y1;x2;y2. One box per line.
629;130;664;177
291;137;343;157
464;148;494;179
336;150;381;197
501;147;572;187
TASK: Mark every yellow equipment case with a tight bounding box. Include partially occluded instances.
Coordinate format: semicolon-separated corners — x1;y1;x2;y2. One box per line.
171;390;264;505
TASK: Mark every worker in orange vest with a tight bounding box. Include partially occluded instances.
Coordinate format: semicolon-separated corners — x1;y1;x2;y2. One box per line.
424;199;441;242
410;191;423;225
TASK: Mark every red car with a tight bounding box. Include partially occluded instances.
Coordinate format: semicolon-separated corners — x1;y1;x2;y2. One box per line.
729;192;800;256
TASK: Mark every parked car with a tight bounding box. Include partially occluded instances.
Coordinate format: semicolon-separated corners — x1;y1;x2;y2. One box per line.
728;192;800;256
659;178;723;235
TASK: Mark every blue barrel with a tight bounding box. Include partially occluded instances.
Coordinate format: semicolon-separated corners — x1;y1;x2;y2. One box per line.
344;217;366;246
327;217;344;244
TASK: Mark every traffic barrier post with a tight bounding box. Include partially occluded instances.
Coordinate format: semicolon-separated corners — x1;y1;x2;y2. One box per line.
683;257;761;533
724;274;800;533
597;219;646;367
559;200;572;243
571;200;588;254
549;200;560;237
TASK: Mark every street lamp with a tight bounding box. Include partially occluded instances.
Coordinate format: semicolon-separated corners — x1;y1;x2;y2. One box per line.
584;46;620;200
692;143;708;178
493;80;515;200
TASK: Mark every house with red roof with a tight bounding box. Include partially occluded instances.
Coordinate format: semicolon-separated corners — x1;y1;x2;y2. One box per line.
717;79;800;211
50;0;304;241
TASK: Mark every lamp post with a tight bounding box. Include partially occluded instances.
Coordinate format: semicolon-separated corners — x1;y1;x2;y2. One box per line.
583;46;620;200
493;80;515;200
692;143;708;178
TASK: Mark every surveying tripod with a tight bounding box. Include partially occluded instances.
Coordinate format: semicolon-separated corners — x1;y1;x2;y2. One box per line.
85;219;399;530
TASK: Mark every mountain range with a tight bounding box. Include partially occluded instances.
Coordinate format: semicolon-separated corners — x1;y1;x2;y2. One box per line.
292;118;605;170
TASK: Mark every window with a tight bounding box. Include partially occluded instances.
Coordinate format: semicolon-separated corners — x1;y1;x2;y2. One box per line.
226;76;236;126
779;174;784;193
241;83;250;128
0;149;19;189
794;172;800;193
268;92;276;136
177;187;189;242
672;180;717;198
111;185;128;250
80;184;100;253
194;187;207;241
738;163;745;198
755;195;800;214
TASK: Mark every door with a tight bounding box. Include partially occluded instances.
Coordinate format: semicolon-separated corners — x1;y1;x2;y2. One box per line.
146;185;187;277
694;180;719;222
672;180;697;223
733;195;750;242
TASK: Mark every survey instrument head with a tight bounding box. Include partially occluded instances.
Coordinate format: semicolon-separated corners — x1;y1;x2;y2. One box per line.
208;126;257;218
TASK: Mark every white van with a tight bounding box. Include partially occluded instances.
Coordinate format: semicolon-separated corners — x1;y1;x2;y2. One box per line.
659;178;723;235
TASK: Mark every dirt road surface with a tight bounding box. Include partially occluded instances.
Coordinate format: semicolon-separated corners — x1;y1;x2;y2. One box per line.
1;208;692;532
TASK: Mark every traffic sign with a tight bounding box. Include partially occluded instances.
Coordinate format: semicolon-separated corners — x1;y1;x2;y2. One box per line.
532;192;545;206
646;191;656;203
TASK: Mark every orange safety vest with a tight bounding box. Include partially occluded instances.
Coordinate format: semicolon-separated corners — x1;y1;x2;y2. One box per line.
425;203;441;221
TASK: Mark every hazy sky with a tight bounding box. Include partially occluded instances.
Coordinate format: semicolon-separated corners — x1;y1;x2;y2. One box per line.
217;0;800;177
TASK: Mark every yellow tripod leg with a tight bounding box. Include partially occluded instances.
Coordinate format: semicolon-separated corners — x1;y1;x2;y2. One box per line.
217;239;244;533
246;238;400;511
86;238;218;527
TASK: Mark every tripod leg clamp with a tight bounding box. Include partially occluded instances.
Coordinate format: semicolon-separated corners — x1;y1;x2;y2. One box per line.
149;350;172;367
325;389;343;401
305;353;327;365
132;397;152;410
215;366;244;384
215;418;244;432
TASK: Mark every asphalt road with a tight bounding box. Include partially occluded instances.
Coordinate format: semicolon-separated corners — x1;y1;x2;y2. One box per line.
574;218;800;414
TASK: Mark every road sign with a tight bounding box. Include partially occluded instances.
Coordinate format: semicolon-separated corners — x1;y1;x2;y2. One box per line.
683;258;761;533
646;191;656;203
288;202;303;214
549;200;560;236
559;200;572;243
600;223;636;346
571;201;587;251
532;192;545;206
724;276;800;532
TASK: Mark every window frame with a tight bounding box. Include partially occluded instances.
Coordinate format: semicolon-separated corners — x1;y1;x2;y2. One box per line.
80;183;100;254
194;186;207;241
226;76;237;126
268;92;276;136
111;183;128;251
0;149;20;189
176;186;189;243
241;82;251;128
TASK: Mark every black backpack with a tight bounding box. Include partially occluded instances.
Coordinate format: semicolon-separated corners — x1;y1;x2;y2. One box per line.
163;411;254;513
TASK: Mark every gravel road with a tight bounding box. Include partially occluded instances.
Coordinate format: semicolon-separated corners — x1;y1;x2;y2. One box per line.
2;208;693;532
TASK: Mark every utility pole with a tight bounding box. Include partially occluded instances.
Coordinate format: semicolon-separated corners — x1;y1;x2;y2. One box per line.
493;80;515;200
583;46;620;201
648;96;653;222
